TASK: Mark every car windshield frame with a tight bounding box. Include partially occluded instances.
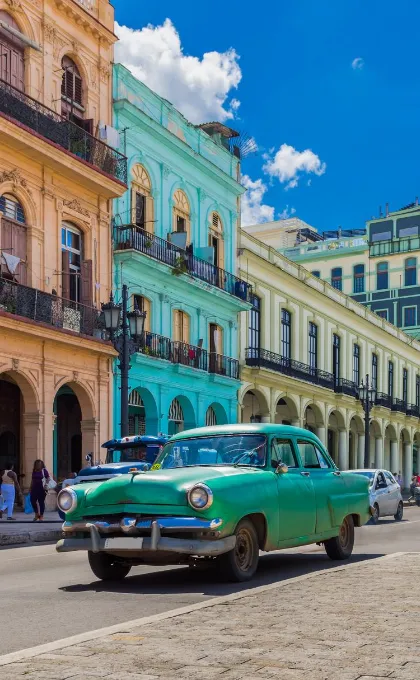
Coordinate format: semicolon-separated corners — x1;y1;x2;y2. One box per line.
353;471;375;481
154;434;268;470
105;446;147;463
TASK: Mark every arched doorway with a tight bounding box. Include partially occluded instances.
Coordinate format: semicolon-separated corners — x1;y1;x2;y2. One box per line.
128;387;159;436
54;386;82;479
349;415;364;469
0;11;25;91
0;377;21;471
303;403;325;443
327;409;346;467
241;389;269;423
275;396;299;425
205;403;228;426
168;395;196;435
384;423;398;474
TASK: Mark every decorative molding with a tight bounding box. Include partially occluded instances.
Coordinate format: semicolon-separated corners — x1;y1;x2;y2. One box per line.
73;371;79;382
5;0;23;12
63;199;90;217
162;164;171;180
0;168;32;195
26;0;42;8
12;358;19;371
99;59;110;83
199;190;208;203
89;62;97;90
54;374;67;389
43;22;56;44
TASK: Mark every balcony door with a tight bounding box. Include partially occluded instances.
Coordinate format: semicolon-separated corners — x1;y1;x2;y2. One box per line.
0;194;27;284
0;12;25;91
209;323;223;373
61;222;92;306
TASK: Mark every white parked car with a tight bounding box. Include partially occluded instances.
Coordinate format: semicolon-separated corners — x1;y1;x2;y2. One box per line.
352;469;403;523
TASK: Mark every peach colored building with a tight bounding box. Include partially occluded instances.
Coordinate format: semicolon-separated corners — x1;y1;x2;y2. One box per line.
0;0;126;487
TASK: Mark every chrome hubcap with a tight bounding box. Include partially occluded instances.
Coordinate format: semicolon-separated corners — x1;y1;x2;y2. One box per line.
235;529;254;572
339;519;349;548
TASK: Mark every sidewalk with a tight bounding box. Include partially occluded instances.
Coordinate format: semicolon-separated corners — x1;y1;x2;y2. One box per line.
0;510;62;547
0;552;418;679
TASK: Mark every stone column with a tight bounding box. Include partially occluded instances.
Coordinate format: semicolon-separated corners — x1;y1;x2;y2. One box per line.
81;418;100;465
390;440;399;475
403;442;413;489
375;437;384;469
316;427;326;445
292;417;303;429
357;434;365;468
22;412;43;490
338;429;348;470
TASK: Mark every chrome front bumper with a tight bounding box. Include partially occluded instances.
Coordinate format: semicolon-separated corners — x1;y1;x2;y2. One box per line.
56;516;235;557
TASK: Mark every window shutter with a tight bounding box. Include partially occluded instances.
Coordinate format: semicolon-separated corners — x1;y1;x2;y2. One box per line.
80;259;93;307
12;220;27;284
0;216;12;278
182;312;189;344
74;73;82;105
173;309;181;342
135;193;145;229
144;297;151;331
145;195;154;233
62;250;70;300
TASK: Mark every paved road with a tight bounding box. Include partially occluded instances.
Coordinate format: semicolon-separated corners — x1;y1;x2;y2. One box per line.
1;506;419;656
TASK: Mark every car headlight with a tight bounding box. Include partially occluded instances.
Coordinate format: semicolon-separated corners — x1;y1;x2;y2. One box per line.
187;484;213;511
57;488;77;513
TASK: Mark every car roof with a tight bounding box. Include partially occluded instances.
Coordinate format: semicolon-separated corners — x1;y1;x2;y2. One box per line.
169;424;320;440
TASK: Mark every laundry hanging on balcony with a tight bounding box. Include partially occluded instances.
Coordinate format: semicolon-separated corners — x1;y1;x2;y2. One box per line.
1;251;21;275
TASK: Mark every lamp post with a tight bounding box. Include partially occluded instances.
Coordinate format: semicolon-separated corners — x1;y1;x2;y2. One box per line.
102;284;146;437
358;374;376;468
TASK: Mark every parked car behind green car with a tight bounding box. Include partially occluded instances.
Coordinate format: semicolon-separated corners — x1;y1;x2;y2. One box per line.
56;424;372;582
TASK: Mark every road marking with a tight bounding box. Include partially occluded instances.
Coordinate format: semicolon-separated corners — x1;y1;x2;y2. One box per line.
2;551;60;563
0;552;409;667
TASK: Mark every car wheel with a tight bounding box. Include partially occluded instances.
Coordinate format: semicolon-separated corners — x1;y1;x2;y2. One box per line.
394;501;404;521
218;519;259;582
324;515;355;560
88;551;131;581
371;503;380;524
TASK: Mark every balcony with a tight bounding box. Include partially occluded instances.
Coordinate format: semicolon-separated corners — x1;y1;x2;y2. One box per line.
335;378;358;398
375;392;392;409
115;225;252;303
245;348;335;390
392;398;407;414
136;332;239;379
0;277;101;338
369;236;420;257
406;403;420;418
0;79;127;185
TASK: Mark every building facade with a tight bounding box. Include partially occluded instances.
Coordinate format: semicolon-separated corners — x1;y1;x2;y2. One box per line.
112;64;249;437
238;229;420;486
253;202;420;338
0;0;127;484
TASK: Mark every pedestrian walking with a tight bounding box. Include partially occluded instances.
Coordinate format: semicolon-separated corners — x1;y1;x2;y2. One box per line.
30;459;50;521
0;463;23;520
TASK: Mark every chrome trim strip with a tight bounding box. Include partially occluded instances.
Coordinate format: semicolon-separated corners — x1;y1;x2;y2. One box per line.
62;516;223;534
56;534;236;557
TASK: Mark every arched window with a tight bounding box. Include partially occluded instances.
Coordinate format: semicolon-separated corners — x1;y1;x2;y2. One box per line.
0;193;27;283
131;164;153;232
61;222;91;305
208;211;224;268
206;406;217;426
168;398;184;435
405;257;417;286
0;11;25;91
172;189;190;247
61;56;90;132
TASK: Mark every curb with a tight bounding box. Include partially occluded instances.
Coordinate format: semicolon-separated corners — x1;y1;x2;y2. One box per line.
0;529;62;547
0;551;409;667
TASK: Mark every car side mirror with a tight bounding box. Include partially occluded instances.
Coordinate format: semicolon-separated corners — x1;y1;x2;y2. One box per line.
275;463;289;475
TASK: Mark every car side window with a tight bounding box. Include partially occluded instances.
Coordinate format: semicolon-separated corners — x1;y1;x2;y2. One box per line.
384;471;396;486
376;472;387;489
271;439;297;469
297;441;331;469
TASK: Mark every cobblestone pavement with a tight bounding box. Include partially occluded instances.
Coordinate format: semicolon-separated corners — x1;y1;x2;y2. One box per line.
0;553;419;679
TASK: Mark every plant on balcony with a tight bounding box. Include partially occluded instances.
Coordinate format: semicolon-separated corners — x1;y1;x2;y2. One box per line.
144;239;153;249
172;255;189;277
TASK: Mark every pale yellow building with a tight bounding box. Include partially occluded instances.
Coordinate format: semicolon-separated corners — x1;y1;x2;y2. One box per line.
239;229;420;486
0;0;126;485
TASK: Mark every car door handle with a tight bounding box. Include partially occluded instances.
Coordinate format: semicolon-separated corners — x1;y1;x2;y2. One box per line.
301;471;310;477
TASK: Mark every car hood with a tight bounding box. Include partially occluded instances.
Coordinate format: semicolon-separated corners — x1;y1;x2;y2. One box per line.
78;463;149;478
83;465;261;508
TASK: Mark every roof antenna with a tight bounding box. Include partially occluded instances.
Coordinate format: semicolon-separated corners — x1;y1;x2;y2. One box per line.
379;205;382;217
385;202;389;217
416;196;419;206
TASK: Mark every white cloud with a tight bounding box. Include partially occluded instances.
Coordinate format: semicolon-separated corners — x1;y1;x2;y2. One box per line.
351;57;364;70
241;175;275;227
115;19;242;124
278;206;296;220
263;143;326;189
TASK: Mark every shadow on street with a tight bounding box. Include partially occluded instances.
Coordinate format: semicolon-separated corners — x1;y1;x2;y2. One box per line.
60;550;385;598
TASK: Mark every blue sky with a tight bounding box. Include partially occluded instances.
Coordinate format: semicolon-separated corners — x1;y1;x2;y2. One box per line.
113;0;420;232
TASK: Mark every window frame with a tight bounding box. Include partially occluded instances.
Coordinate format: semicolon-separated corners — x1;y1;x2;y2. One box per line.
376;309;388;321
403;368;408;404
353;343;360;386
376;261;389;290
248;294;261;355
404;257;417;287
331;267;343;291
372;353;378;390
271;438;298;469
332;333;340;387
312;270;320;278
308;322;318;371
353;264;365;293
297;439;332;470
388;360;394;399
281;309;292;361
403;306;417;327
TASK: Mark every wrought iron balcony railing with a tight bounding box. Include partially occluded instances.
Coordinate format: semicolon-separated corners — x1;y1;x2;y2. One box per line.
0;277;101;337
245;348;335;390
115;225;252;302
0;78;127;184
392;398;407;414
375;392;392;409
335;378;358;397
407;403;420;418
137;331;171;361
209;353;240;380
171;341;208;372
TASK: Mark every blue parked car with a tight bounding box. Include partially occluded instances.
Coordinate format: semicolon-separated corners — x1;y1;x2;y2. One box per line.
57;434;169;519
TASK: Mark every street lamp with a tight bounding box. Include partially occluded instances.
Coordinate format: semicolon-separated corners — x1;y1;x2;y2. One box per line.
102;284;146;437
358;374;376;468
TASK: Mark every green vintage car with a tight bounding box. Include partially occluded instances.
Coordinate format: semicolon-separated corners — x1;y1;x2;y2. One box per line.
56;424;372;582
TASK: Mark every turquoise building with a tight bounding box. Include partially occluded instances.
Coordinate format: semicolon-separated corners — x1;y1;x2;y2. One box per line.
112;64;250;437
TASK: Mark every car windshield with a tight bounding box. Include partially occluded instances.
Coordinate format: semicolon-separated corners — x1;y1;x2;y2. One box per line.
155;435;267;469
105;446;147;463
354;471;375;481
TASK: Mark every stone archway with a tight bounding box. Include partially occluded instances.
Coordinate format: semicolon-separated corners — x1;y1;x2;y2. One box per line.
349;414;365;469
400;427;412;488
303;403;325;443
53;380;96;479
327;409;346;467
168;395;196;435
275;396;299;426
128;387;159;436
206;403;228;426
384;423;398;475
369;419;383;470
241;388;270;423
0;370;40;486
